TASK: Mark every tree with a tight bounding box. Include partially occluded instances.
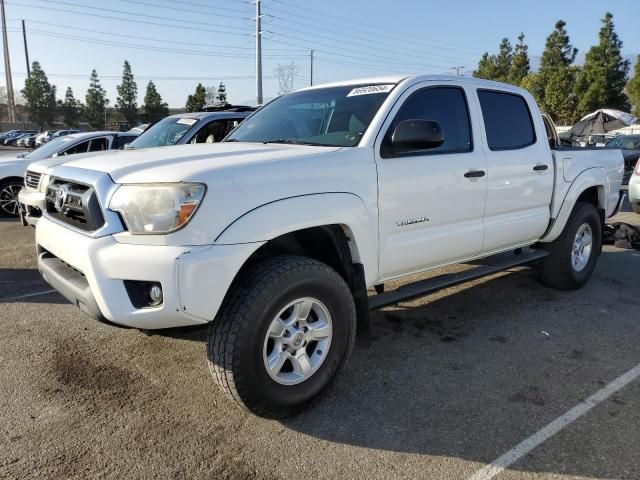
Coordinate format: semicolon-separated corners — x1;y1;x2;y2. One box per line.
216;82;227;104
508;33;530;86
20;61;57;129
473;38;511;83
494;38;513;83
85;70;107;129
115;60;138;125
527;20;581;124
185;83;206;112
576;13;630;116
140;81;169;122
627;55;640;116
205;85;217;106
473;52;497;80
61;87;81;127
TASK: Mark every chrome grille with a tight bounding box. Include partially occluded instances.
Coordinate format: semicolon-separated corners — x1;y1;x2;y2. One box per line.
25;170;42;190
45;177;105;232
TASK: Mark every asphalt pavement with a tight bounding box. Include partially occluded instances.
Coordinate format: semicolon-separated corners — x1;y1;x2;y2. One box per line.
1;204;639;480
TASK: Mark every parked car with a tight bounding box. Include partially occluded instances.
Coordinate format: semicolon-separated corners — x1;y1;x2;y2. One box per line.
16;131;139;223
128;124;149;135
606;134;640;171
35;75;624;417
16;133;38;148
0;129;21;141
0;131;137;218
125;111;252;150
24;134;39;149
3;130;37;146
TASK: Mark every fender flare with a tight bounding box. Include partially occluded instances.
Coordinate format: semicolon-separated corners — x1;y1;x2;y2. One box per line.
214;192;379;285
540;168;605;243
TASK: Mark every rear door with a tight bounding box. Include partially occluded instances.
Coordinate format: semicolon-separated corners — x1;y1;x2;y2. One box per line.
375;82;487;279
476;89;553;252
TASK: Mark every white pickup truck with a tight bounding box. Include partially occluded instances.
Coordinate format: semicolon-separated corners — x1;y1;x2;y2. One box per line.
36;75;624;417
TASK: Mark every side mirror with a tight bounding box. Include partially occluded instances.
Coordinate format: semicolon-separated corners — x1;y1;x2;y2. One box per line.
123;143;131;150
390;119;444;152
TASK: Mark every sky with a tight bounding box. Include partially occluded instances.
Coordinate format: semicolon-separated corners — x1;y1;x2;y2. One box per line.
0;0;638;108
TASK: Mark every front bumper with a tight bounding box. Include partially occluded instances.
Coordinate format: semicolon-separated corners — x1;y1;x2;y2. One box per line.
36;216;262;329
18;189;45;227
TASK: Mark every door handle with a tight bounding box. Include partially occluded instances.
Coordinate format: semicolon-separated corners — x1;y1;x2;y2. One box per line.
533;164;549;171
464;170;485;178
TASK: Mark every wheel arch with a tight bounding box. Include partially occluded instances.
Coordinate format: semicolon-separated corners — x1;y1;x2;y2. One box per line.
214;192;379;284
541;169;606;243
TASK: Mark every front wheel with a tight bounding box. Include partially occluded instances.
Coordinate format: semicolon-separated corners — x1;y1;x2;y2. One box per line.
539;202;602;290
208;256;357;418
0;178;24;217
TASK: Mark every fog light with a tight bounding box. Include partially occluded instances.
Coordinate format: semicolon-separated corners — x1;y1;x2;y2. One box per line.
148;285;163;306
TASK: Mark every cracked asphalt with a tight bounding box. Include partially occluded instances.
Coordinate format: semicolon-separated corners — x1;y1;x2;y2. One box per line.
1;199;639;480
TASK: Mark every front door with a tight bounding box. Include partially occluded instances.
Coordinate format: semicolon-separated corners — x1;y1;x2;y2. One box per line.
376;82;488;279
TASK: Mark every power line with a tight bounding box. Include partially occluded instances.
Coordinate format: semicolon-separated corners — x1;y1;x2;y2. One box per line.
9;18;305;52
271;0;483;55
267;8;480;64
6;1;249;37
6;27;308;60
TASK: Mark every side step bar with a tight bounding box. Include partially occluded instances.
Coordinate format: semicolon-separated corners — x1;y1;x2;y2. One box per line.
368;248;549;310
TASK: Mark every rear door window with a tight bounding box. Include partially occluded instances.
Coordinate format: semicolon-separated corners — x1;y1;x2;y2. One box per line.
478;90;536;150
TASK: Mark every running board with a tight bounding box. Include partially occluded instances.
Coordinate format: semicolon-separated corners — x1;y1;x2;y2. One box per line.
368;248;549;310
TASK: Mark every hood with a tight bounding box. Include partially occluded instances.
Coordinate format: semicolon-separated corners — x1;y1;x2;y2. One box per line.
61;142;342;183
0;154;29;175
26;150;112;175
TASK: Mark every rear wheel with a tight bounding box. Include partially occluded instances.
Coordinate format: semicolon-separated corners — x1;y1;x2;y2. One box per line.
208;255;356;418
0;178;23;217
539;202;601;290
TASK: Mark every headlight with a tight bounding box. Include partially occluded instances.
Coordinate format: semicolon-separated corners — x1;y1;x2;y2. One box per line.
109;183;206;234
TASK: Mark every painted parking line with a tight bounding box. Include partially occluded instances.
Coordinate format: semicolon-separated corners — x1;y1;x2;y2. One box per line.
467;363;640;480
1;289;56;302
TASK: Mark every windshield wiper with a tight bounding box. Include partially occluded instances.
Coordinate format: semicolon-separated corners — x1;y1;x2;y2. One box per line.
261;139;317;146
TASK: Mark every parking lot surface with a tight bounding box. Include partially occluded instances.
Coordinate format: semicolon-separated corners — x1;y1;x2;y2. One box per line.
1;205;639;480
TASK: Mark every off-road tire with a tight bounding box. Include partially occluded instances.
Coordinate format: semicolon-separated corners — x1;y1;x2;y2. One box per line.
207;255;357;418
539;202;601;290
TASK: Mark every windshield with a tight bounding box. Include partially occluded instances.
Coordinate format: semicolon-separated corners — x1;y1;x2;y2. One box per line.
606;136;640;150
24;136;77;161
127;116;199;149
225;84;395;147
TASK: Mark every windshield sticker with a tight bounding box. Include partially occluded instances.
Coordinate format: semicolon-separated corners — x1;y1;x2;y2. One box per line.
177;118;197;125
347;84;395;97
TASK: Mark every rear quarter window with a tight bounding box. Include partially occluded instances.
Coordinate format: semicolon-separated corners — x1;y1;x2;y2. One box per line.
477;90;536;150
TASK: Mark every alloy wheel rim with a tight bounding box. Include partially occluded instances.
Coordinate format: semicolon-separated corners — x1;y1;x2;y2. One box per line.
0;184;22;215
571;223;593;272
263;297;333;386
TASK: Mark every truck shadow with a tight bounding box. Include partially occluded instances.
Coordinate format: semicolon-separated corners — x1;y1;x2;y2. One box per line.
0;268;67;304
278;248;640;478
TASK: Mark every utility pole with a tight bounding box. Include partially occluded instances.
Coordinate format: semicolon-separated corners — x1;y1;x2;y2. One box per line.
1;0;16;123
451;66;465;76
310;49;314;86
21;19;29;78
104;99;109;130
254;0;263;105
